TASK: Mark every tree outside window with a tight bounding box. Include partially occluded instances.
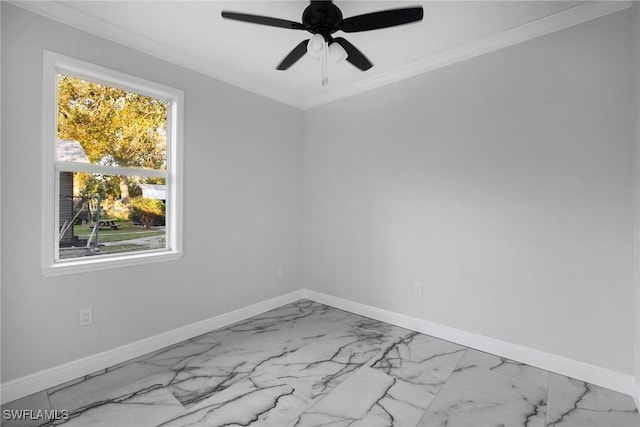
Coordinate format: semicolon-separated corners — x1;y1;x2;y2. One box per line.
43;51;183;275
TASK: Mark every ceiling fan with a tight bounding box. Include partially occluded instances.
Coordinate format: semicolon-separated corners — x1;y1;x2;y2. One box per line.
221;1;424;73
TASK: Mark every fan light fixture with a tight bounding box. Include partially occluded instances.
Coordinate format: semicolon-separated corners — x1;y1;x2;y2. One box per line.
307;33;325;58
306;34;348;86
329;42;348;64
221;2;424;86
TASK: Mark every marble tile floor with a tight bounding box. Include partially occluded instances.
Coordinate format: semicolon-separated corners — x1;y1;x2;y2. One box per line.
2;299;639;427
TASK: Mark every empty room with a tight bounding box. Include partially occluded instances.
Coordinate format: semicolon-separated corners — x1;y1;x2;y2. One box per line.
1;1;640;426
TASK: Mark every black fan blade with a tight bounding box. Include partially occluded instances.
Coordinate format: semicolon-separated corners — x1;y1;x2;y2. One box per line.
333;37;372;71
221;11;306;30
338;7;423;32
277;40;309;70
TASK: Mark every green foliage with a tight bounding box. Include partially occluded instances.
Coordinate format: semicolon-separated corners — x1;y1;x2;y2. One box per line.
75;172;120;199
58;74;167;169
58;75;168;205
130;197;165;230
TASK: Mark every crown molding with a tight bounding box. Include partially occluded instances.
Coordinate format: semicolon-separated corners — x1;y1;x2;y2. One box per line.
9;1;633;111
8;0;305;109
301;0;633;109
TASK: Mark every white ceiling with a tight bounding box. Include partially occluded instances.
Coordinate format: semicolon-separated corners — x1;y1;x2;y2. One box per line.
14;1;631;109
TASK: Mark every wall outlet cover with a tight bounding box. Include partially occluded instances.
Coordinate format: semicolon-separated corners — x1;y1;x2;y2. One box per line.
79;308;93;326
413;283;423;297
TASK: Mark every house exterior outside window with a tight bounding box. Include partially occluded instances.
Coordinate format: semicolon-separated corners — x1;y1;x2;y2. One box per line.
42;51;184;276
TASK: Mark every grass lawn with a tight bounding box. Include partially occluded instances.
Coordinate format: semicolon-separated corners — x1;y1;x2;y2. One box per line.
75;220;165;243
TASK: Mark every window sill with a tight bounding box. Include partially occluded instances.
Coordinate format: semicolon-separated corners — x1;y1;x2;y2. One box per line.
42;250;182;277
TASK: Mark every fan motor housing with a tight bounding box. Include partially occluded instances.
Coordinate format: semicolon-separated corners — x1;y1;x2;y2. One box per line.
302;1;343;37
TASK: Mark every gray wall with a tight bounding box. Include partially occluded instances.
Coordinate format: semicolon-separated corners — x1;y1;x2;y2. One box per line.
1;4;303;382
303;9;636;374
2;2;638;385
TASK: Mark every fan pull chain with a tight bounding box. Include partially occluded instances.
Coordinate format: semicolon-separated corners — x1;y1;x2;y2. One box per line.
321;41;328;86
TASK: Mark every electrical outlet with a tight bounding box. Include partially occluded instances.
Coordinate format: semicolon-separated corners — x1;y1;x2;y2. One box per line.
276;266;284;278
413;283;423;297
79;308;93;326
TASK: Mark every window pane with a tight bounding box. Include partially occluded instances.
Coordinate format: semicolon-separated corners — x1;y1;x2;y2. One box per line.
57;74;168;171
58;172;167;260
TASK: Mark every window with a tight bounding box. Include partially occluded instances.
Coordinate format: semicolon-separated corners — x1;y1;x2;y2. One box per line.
42;51;183;276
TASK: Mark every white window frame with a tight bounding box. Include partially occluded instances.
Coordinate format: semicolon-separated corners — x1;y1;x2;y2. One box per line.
42;51;184;277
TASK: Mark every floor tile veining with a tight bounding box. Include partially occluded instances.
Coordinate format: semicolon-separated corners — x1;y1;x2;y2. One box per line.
3;299;639;427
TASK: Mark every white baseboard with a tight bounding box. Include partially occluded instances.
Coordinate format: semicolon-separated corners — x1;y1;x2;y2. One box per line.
0;289;305;404
3;288;637;406
302;289;638;399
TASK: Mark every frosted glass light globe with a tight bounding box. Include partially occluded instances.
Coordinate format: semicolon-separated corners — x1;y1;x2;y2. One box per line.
307;33;325;58
329;42;347;63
